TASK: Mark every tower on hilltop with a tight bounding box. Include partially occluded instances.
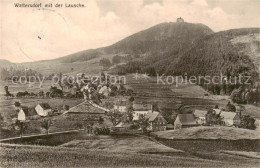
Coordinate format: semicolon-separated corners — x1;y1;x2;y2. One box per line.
177;17;184;23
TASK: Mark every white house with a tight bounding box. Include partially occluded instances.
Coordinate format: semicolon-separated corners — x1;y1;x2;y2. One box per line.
35;103;52;116
220;111;240;126
193;110;208;125
18;107;26;121
133;103;152;121
133;111;149;121
18;106;39;121
146;111;167;131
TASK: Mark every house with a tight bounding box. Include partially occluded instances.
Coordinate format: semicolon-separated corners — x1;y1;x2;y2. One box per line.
35;103;52;116
174;114;197;129
193;110;208;125
114;99;128;113
220;111;240;126
133;103;152;121
213;108;222;115
146;111;167;131
18;106;39;121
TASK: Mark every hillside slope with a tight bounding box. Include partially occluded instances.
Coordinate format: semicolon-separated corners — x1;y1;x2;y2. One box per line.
1;22;213;75
165;28;260;77
103;22;213;54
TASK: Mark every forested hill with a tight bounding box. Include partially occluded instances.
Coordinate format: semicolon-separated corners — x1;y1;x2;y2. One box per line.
103;22;213;54
165;28;260;77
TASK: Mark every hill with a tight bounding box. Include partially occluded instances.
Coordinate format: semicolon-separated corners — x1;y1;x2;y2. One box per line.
1;21;213;75
103;22;213;54
165;28;260;77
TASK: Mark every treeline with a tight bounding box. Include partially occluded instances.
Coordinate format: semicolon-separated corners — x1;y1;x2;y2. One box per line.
0;67;42;81
99;55;126;67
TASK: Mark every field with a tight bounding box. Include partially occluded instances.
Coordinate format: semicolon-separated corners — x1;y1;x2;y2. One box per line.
220;150;260;159
153;126;260;140
60;136;182;153
1;142;248;168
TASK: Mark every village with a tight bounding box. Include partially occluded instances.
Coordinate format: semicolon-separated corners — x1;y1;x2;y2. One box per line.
6;72;256;139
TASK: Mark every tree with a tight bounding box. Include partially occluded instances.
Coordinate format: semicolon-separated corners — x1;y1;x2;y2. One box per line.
98;116;104;124
74;122;84;129
63;105;70;111
126;102;134;122
225;102;236;112
14;101;21;107
41;118;52;135
129;96;135;102
4;86;12;99
118;84;127;95
107;111;123;126
99;58;111;67
16;120;29;138
137;115;150;134
239;115;256;130
205;110;223;125
38;91;44;98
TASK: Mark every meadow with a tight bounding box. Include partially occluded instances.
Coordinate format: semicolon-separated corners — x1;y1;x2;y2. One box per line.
0;142;256;167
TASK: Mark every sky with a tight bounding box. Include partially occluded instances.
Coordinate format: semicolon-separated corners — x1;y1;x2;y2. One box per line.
0;0;260;63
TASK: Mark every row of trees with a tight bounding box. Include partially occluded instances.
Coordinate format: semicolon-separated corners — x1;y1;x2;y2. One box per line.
0;67;42;81
99;55;126;67
231;86;259;104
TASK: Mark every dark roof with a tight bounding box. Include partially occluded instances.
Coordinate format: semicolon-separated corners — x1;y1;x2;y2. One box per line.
133;104;152;111
177;114;197;125
68;101;106;114
146;111;166;123
194;110;207;118
21;106;38;116
39;103;51;110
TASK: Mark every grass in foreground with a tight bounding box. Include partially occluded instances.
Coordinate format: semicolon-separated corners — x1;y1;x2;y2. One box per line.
60;136;182;153
0;143;249;167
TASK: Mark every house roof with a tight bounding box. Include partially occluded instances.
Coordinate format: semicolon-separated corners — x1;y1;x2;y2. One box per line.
145;110;166;123
38;103;51;110
68;101;106;114
115;100;128;106
194;110;207;118
177;114;197;125
220;111;238;120
146;111;159;121
213;109;222;114
21;106;38;116
115;121;131;128
133;104;152;111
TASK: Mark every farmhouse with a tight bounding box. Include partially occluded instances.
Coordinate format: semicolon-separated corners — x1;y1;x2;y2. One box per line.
146;111;167;131
18;106;39;121
174;114;197;129
220;111;240;126
35;103;52;116
193;110;208;125
133;103;152;121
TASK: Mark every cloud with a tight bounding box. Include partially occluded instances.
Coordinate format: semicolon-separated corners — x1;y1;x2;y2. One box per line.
0;0;259;63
